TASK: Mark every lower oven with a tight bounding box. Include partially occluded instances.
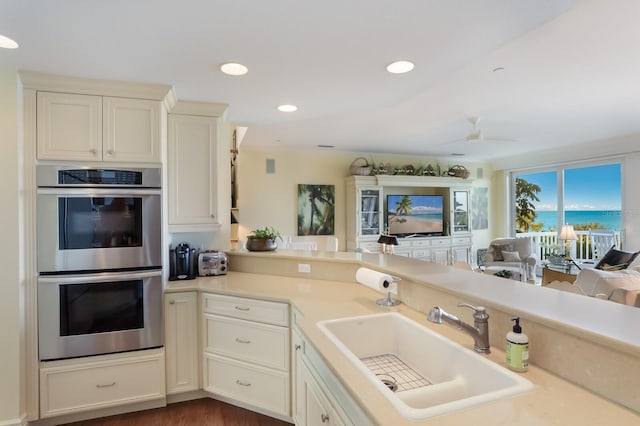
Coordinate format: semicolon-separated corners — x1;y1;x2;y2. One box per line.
38;269;163;361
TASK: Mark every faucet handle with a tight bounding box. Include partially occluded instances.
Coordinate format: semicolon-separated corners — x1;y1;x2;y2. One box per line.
457;303;489;320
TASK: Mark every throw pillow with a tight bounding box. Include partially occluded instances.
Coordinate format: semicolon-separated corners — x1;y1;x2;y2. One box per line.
502;251;521;262
491;243;513;261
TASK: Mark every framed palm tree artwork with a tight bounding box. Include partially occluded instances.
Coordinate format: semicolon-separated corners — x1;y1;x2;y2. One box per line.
297;184;335;235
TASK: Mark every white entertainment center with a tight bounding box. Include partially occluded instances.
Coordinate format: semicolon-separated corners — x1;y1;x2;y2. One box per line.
345;175;473;264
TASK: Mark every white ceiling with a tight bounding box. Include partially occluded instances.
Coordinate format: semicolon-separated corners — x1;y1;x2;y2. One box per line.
2;0;639;162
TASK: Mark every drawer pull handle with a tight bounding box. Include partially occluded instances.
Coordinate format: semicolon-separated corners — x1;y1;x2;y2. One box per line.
321;413;330;423
235;380;251;387
235;306;250;311
235;338;251;344
96;382;116;388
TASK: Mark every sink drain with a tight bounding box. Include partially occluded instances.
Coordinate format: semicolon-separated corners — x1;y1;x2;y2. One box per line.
377;374;398;392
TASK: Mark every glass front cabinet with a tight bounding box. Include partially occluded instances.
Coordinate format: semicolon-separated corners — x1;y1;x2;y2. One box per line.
452;189;470;234
359;188;381;237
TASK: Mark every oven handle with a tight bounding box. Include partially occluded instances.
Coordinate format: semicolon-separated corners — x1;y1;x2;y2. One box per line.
37;269;162;284
36;187;161;196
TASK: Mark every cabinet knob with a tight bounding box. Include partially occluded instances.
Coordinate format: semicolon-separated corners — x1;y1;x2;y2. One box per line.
169;299;175;305
321;413;330;423
107;149;114;156
89;148;97;154
295;344;301;351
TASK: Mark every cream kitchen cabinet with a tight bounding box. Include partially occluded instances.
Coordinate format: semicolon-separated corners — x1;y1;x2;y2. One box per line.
39;349;165;418
292;312;370;426
164;292;199;395
300;362;347;426
37;91;161;163
201;293;290;417
167;101;228;232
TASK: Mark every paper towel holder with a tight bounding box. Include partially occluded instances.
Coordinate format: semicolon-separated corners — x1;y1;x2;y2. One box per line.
377;276;401;306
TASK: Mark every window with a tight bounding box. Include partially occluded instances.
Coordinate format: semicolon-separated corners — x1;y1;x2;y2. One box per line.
512;162;621;234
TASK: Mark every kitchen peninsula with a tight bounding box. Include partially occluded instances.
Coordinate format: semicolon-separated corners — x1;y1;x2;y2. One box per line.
164;250;640;425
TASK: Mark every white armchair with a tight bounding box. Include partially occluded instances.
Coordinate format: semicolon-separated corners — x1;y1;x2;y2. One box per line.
486;237;538;282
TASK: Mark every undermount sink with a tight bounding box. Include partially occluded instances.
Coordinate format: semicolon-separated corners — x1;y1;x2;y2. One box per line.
317;312;533;420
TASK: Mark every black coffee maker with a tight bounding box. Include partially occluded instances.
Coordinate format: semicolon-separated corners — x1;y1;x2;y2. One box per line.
169;243;197;280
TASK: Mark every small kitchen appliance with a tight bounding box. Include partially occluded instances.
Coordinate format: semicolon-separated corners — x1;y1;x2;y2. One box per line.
198;250;228;276
169;243;198;280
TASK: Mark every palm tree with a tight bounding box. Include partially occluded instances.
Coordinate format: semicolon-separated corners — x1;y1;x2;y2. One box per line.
394;195;413;216
515;177;541;232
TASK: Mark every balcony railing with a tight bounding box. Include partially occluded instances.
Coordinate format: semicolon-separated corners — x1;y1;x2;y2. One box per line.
517;230;621;263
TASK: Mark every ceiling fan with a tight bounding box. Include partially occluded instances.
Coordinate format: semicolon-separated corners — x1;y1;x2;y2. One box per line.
465;116;483;141
443;116;515;145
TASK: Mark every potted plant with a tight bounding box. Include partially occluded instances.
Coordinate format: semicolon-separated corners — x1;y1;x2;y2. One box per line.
246;226;282;252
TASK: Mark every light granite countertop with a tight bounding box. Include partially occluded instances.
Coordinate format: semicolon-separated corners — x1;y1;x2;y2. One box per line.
165;268;640;425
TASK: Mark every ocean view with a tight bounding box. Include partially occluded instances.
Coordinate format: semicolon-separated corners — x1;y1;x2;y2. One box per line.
533;210;621;230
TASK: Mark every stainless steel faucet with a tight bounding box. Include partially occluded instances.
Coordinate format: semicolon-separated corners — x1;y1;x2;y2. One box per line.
427;303;490;354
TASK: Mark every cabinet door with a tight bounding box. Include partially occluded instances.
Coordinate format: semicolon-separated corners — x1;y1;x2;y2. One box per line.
164;292;199;395
451;246;470;264
37;91;102;161
357;187;381;237
432;248;450;265
301;363;346;426
168;114;219;231
452;190;470;233
103;97;161;163
292;328;305;425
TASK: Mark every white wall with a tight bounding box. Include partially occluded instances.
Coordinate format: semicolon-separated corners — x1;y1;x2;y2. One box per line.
0;69;23;423
236;149;492;254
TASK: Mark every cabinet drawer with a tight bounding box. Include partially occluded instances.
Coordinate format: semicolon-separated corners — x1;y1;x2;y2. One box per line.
411;239;430;247
452;237;472;245
430;238;451;246
202;293;289;326
40;351;165;418
412;249;431;258
204;314;289;371
204;353;289;416
358;241;380;252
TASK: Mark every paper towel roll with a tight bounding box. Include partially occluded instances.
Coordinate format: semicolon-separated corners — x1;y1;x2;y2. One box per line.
355;267;398;295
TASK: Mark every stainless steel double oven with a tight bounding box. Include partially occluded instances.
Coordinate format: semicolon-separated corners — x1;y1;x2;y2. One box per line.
37;165;163;361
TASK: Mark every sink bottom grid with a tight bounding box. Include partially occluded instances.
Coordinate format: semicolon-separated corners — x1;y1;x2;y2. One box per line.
360;353;432;392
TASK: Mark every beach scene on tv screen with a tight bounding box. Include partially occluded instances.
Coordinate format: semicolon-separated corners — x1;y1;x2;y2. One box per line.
387;195;443;235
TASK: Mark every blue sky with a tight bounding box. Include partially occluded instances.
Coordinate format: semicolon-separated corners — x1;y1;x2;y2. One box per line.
519;164;621;211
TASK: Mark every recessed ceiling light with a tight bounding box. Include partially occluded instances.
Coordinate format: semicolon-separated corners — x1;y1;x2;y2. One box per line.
278;104;298;112
0;34;19;49
386;60;414;74
220;62;248;76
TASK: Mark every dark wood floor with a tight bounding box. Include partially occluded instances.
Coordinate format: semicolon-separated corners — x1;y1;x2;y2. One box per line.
63;398;293;426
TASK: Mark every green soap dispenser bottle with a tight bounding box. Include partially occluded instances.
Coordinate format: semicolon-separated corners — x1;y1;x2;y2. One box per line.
506;316;529;372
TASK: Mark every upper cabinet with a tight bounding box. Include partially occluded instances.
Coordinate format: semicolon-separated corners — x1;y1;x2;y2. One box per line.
37;92;161;163
21;70;174;165
167;101;229;232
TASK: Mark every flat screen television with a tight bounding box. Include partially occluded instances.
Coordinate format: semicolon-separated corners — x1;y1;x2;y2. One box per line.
386;194;444;237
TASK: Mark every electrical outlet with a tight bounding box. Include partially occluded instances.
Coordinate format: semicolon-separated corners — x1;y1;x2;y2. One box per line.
298;263;311;273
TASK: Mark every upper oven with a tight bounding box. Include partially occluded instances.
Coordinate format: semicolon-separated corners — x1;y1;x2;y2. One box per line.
36;165;162;274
